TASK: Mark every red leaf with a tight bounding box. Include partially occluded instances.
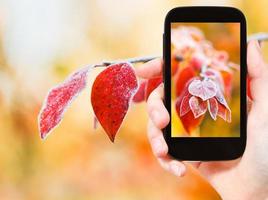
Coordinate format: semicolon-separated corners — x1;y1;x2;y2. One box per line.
179;93;191;117
221;70;233;99
215;88;231;122
175;66;196;97
132;80;147;103
38;67;90;139
202;69;224;92
175;81;204;134
208;97;218;120
215;86;230;110
91;62;138;142
145;77;162;100
176;96;204;134
217;103;231;122
189;96;207;118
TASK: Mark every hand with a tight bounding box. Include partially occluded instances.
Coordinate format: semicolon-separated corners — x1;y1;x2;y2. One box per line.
135;41;268;200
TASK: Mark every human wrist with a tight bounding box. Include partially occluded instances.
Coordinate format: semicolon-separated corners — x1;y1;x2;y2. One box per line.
233;165;268;200
211;165;268;200
240;179;268;199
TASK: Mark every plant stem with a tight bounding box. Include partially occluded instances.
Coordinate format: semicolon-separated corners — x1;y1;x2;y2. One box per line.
94;56;159;67
94;32;268;68
247;33;268;43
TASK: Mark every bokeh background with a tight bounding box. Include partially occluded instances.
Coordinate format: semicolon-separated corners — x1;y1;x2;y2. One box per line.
0;0;267;199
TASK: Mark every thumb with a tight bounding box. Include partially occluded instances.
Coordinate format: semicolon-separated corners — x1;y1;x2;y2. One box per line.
247;40;268;101
247;40;266;79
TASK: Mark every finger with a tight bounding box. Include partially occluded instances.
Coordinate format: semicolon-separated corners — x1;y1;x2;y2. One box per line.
247;40;268;101
147;84;170;129
147;119;168;157
158;157;187;177
148;120;202;169
247;40;266;79
135;58;163;79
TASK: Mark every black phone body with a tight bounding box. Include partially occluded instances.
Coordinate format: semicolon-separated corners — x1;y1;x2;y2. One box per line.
163;6;247;161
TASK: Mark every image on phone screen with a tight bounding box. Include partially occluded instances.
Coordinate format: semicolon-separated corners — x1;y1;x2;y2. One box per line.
171;23;240;137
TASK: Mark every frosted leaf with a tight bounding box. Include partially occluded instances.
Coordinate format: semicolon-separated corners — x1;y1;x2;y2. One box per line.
171;27;197;51
180;93;191;117
208;97;218;120
38;66;90;139
216;88;231;123
189;96;207;119
217;103;232;123
188;79;217;101
91;62;138;142
215;86;231;111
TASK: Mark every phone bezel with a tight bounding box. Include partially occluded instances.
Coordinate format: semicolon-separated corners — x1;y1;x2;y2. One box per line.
163;6;247;161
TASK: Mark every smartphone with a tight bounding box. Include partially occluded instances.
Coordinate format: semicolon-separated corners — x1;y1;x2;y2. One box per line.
163;6;247;161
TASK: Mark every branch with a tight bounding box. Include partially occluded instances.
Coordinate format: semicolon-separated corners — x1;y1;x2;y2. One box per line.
94;56;159;67
93;32;268;68
247;33;268;43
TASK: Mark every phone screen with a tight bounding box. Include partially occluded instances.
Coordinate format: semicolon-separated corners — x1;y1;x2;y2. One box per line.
171;23;240;137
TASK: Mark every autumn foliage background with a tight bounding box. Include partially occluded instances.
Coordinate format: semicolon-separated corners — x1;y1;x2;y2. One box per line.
0;0;267;199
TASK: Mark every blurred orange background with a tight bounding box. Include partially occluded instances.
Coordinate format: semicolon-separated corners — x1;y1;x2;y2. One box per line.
0;0;267;199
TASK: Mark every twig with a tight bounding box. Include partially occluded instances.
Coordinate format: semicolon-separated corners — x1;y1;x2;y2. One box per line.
94;32;268;68
247;33;268;43
94;56;159;67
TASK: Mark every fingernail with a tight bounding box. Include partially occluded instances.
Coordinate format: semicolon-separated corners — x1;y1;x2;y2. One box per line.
159;82;164;88
152;138;163;155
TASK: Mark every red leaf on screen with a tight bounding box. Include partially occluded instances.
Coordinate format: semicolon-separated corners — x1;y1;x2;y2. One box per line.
38;66;90;139
215;88;231;122
217;103;231;122
175;66;196;97
175;81;204;134
176;95;204;134
189;96;207;118
179;93;191;117
91;62;138;142
188;79;217;101
221;70;233;99
208;97;218;120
